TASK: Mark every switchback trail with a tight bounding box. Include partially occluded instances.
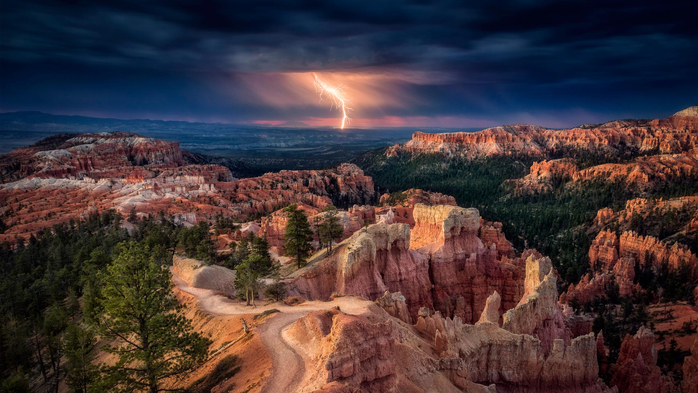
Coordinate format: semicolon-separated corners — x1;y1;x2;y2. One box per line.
172;268;371;393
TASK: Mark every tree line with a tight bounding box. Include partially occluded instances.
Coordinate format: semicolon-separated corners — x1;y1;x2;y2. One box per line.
1;212;212;392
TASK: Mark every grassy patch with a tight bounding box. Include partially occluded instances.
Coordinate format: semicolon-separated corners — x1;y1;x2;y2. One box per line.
253;309;280;320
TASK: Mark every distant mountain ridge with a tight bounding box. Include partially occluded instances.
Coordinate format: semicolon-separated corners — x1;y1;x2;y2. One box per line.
385;106;698;159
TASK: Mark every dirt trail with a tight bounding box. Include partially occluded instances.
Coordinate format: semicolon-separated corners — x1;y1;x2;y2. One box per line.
256;311;309;393
172;268;371;393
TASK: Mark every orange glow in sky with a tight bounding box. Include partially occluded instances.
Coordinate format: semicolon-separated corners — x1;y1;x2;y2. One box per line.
313;73;352;129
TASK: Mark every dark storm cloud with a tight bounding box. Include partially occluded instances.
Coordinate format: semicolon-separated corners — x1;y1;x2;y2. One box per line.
1;0;696;126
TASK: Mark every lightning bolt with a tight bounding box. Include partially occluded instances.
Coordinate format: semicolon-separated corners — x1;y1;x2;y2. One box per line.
313;73;352;129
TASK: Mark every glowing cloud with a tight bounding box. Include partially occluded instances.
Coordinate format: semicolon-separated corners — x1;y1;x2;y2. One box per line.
313;73;352;129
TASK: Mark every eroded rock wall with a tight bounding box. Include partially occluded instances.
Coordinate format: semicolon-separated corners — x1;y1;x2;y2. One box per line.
289;223;434;319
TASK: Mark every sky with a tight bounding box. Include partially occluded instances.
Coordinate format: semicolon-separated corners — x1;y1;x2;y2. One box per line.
1;0;696;129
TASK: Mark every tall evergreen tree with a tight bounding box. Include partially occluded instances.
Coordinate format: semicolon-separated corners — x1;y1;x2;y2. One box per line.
317;207;344;252
234;236;277;307
94;241;211;393
43;303;68;393
283;204;314;269
63;323;97;393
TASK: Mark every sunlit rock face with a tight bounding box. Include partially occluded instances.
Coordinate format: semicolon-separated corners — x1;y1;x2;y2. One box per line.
411;204;526;323
287;308;398;393
291;203;618;392
289;204;529;323
0;132;187;183
289;222;435;319
513;154;698;194
0;133;376;244
502;255;568;356
388;109;698;160
561;229;698;305
392;110;698;199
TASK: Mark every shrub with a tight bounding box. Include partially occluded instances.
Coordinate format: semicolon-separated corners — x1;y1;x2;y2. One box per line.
264;281;287;302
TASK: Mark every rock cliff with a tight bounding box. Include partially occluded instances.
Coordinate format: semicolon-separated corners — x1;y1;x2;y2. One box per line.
0;132;187;183
387;109;698;160
376;188;457;227
591;196;698;235
0;147;375;243
289;222;434;319
412;204;526;323
502;255;568;355
415;301;612;393
682;338;698;393
375;291;411;324
562;229;698;304
593;230;698;274
513;154;698;194
290;204;528;323
287;308;398;393
610;327;675;393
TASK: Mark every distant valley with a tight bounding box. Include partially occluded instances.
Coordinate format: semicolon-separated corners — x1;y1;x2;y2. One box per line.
0;111;464;174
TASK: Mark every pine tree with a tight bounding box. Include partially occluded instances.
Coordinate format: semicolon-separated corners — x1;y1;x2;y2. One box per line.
234;236;277;307
43;303;68;393
63;323;97;393
94;241;211;393
283;204;314;269
317;207;344;252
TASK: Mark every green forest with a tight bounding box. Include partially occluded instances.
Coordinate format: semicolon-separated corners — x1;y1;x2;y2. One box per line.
0;212;227;392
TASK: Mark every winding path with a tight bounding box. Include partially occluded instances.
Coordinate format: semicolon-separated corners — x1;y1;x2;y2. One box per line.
256;311;308;393
172;268;370;393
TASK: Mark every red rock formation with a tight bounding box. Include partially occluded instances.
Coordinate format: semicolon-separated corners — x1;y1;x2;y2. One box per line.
412;204;526;323
391;110;698;195
0;159;375;243
259;203;379;252
479;219;516;258
502;255;569;355
594;230;698;273
216;163;375;218
0;132;187;183
289;222;434;319
287;308;398;392
415;300;612;393
375;291;411;324
290;204;528;324
562;305;595;338
513;154;698;194
573;154;698;190
610;327;675;393
410;203;482;251
682;338;698;393
590;197;698;234
560;273;610;306
594;207;616;227
476;290;501;325
597;331;610;378
377;188;457;227
388;109;698;160
379;188;457;207
511;159;579;194
259;203;321;250
561;230;698;302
